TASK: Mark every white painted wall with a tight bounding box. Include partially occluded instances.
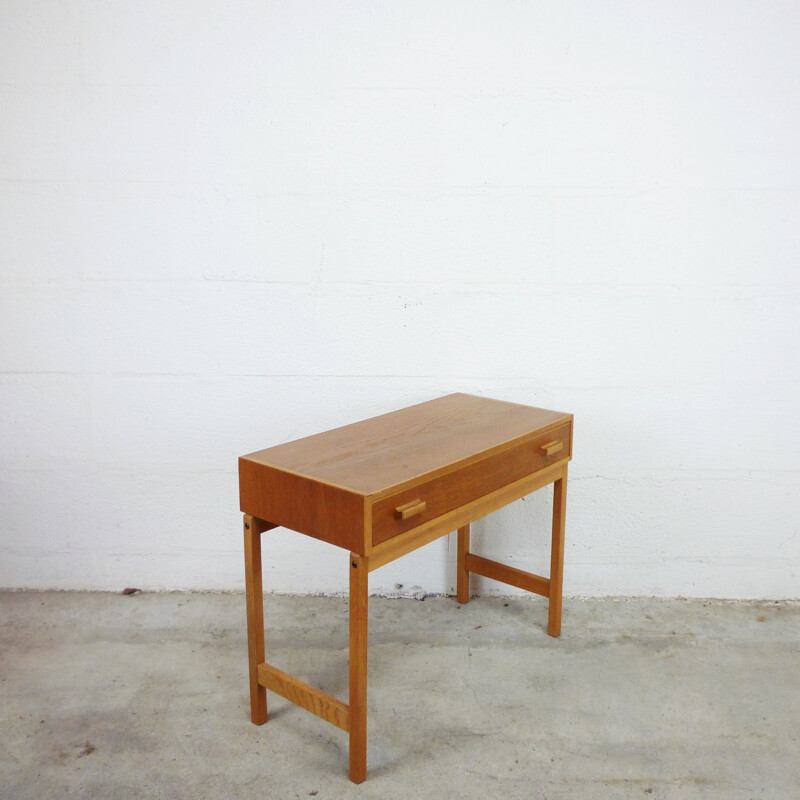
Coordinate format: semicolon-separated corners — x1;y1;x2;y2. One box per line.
1;1;798;597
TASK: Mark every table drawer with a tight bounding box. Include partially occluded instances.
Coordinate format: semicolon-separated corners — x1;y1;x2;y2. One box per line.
371;421;571;546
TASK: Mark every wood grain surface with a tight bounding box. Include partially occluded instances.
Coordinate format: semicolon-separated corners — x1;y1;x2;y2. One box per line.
240;393;571;495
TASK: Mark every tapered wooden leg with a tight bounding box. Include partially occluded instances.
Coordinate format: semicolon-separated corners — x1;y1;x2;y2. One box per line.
456;524;471;603
244;514;267;724
548;468;568;637
349;552;369;783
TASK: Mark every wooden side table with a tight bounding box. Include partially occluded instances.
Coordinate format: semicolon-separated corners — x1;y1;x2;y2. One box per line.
239;393;573;782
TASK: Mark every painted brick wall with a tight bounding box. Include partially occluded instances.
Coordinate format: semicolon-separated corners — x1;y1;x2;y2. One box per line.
2;2;798;596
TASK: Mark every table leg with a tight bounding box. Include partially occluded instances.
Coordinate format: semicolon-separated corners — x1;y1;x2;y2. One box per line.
548;468;568;637
457;524;471;603
244;514;267;724
349;552;369;783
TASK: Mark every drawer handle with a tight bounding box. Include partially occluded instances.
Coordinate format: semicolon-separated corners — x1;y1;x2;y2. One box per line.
395;499;427;520
540;440;563;456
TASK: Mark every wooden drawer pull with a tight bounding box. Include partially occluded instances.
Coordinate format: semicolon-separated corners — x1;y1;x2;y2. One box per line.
540;440;563;456
395;499;427;520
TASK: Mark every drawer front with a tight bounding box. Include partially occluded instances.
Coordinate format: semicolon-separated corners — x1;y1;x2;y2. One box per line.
371;422;571;546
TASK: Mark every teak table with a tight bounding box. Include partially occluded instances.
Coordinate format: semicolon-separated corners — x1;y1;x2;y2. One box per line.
239;393;572;782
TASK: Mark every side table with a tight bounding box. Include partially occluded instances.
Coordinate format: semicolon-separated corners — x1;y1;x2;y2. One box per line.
239;393;573;782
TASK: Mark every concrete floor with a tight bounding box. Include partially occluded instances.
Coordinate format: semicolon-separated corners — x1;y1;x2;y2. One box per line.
1;592;798;800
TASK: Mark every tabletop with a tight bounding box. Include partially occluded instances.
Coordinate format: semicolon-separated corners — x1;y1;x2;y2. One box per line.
241;392;572;497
